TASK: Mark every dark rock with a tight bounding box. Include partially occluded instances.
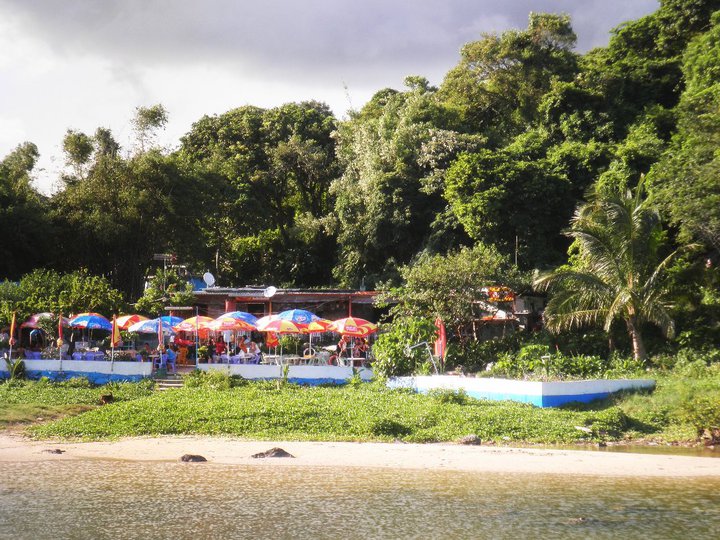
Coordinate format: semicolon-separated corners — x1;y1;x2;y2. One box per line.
180;454;207;462
598;441;607;448
43;448;65;454
99;393;114;405
458;435;482;445
251;447;295;458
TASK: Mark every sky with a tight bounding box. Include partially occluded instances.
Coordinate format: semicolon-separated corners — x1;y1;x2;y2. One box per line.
0;0;659;193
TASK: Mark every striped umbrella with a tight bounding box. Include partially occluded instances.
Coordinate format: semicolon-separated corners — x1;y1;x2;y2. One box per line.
69;313;112;331
327;317;377;337
116;314;149;330
256;318;302;334
218;311;259;326
127;318;176;335
174;316;215;333
209;317;256;332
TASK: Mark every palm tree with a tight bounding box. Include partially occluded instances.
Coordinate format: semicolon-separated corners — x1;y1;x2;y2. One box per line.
534;182;692;361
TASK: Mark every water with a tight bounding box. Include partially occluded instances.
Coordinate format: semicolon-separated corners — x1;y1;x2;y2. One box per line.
1;461;719;539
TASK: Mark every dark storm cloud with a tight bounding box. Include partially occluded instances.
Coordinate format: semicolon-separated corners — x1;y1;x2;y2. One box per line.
2;0;658;86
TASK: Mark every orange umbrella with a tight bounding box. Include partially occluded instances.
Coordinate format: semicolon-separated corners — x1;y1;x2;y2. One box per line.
257;319;303;334
116;314;149;330
328;317;377;336
174;316;215;333
209;317;256;332
302;319;332;334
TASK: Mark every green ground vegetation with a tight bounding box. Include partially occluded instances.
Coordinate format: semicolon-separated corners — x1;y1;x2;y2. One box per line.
4;363;716;446
0;378;153;428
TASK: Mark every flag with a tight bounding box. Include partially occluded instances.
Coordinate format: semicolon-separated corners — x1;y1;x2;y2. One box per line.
266;331;279;349
433;317;446;359
158;316;164;350
111;315;122;348
9;312;16;346
57;313;64;346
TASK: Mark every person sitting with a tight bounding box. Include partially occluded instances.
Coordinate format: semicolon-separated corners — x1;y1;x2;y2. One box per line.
237;335;248;353
215;337;226;359
246;340;261;364
355;337;369;358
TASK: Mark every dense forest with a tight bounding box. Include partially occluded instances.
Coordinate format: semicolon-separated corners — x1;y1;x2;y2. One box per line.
2;1;720;365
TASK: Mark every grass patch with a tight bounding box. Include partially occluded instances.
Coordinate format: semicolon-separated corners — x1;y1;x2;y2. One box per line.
5;365;720;445
0;378;154;428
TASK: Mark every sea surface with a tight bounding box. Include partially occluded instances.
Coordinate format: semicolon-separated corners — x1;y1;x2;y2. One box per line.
1;460;719;539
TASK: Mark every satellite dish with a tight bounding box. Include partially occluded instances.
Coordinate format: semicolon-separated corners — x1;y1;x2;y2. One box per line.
203;272;216;287
263;286;277;298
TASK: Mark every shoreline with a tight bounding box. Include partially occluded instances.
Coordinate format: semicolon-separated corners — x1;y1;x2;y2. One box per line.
2;433;719;477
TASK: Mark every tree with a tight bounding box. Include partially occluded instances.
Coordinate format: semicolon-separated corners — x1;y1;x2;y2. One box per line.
0;143;55;279
382;244;523;332
439;12;578;144
535;182;690;360
649;11;720;251
443;131;575;268
135;268;195;316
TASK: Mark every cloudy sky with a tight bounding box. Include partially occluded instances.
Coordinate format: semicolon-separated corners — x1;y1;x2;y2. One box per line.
0;0;658;193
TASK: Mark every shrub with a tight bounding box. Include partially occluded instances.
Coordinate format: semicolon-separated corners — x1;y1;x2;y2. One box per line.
372;317;436;377
183;370;233;390
428;388;469;405
677;396;720;438
370;418;412;438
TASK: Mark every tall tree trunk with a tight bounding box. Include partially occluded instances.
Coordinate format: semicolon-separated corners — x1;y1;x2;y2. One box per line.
627;317;646;361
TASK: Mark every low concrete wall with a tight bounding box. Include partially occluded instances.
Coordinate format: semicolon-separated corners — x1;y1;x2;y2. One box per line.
387;375;655;407
198;364;373;385
198;364;282;380
0;359;152;384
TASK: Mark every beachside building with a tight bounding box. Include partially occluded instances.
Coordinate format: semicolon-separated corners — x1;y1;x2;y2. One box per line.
184;286;382;321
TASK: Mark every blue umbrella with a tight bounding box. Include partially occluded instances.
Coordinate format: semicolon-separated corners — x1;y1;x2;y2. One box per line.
159;316;184;327
219;311;259;326
69;313;112;331
276;309;320;325
127;318;176;335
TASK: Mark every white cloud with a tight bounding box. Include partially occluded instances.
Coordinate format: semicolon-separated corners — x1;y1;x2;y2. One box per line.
0;0;659;193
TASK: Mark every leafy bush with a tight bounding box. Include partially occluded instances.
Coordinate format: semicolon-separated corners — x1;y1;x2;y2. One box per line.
677;396;720;437
445;332;526;372
183;370;234;390
4;357;26;380
583;407;629;437
372;317;436;377
428;388;469;405
370;418;412;438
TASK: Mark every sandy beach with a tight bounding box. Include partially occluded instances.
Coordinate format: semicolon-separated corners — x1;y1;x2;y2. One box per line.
1;433;719;477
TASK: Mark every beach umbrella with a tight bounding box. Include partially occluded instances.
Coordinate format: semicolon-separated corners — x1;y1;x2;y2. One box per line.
69;313;112;331
159;315;184;327
20;312;70;329
257;319;302;334
276;309;320;325
254;314;278;330
302;319;332;333
219;311;259;326
116;314;149;330
256;319;303;358
209;317;256;332
300;319;332;355
128;318;176;335
328;317;377;337
174;315;214;333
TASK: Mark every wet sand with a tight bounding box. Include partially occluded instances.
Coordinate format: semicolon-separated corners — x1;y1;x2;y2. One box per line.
1;433;719;477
